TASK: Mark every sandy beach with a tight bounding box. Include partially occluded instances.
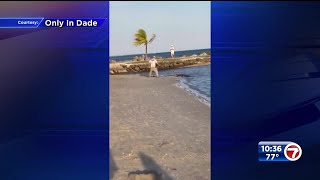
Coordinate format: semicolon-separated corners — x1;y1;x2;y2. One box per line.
110;75;210;180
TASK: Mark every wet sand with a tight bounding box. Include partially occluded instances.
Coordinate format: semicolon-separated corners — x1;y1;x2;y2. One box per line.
110;75;210;180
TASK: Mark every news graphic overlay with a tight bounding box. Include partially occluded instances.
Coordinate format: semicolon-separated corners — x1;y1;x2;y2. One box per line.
0;18;106;28
258;141;302;162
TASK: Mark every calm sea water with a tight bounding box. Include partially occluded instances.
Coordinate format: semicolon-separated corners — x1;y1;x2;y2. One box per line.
162;65;211;106
110;48;211;61
140;65;211;106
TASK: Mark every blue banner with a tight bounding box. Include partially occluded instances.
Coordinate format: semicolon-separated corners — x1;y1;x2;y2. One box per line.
0;18;43;28
0;18;107;28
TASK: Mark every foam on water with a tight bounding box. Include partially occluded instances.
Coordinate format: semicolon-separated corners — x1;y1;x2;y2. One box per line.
175;78;211;107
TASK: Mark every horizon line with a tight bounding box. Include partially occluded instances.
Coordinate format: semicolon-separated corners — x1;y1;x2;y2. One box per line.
110;47;211;57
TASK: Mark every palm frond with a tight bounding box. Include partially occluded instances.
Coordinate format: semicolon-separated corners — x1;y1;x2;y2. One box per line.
134;39;145;46
137;29;147;38
148;34;156;44
134;29;148;46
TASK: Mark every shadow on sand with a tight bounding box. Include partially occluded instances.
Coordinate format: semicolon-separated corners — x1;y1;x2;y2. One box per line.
127;152;173;180
109;149;118;179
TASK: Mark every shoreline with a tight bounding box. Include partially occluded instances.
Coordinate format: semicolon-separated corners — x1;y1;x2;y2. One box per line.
176;78;211;107
110;75;210;179
111;64;211;107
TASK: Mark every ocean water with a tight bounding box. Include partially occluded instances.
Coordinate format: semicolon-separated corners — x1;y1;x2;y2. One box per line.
143;65;211;106
110;48;211;61
176;66;211;106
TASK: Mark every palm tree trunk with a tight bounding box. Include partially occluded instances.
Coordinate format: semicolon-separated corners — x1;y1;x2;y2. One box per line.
145;43;148;60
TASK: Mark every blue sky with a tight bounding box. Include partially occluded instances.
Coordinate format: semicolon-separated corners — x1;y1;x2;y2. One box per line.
110;1;210;56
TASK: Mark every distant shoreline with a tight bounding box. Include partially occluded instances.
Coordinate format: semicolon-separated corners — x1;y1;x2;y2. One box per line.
110;48;211;59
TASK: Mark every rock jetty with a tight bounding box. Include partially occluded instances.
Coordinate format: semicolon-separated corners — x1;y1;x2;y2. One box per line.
110;53;210;75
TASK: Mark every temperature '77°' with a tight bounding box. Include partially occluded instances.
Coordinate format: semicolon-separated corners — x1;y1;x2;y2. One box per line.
266;154;279;160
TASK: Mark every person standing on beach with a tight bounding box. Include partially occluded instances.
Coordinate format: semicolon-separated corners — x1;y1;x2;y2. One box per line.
149;56;159;77
170;45;175;58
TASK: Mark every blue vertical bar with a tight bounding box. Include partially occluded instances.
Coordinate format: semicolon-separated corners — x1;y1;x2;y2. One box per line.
0;2;109;179
211;1;320;179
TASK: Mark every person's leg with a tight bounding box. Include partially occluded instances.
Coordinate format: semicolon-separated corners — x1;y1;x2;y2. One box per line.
155;68;159;77
149;68;152;77
172;53;175;64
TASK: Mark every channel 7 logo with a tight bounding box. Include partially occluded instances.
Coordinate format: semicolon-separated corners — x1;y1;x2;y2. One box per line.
258;141;302;162
284;142;302;161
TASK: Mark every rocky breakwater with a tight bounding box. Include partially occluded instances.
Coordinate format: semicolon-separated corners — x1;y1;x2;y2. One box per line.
110;53;210;75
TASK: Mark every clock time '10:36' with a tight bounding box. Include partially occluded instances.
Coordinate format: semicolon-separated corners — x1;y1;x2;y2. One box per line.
258;141;302;162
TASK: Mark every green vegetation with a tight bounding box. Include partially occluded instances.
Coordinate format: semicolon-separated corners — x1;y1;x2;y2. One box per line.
133;29;156;60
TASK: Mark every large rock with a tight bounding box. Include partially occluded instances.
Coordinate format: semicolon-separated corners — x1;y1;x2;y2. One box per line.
133;56;140;61
117;69;128;73
199;52;208;56
134;66;140;71
120;63;130;68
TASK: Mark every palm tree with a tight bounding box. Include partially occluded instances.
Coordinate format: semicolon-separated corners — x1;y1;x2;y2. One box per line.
134;29;156;60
